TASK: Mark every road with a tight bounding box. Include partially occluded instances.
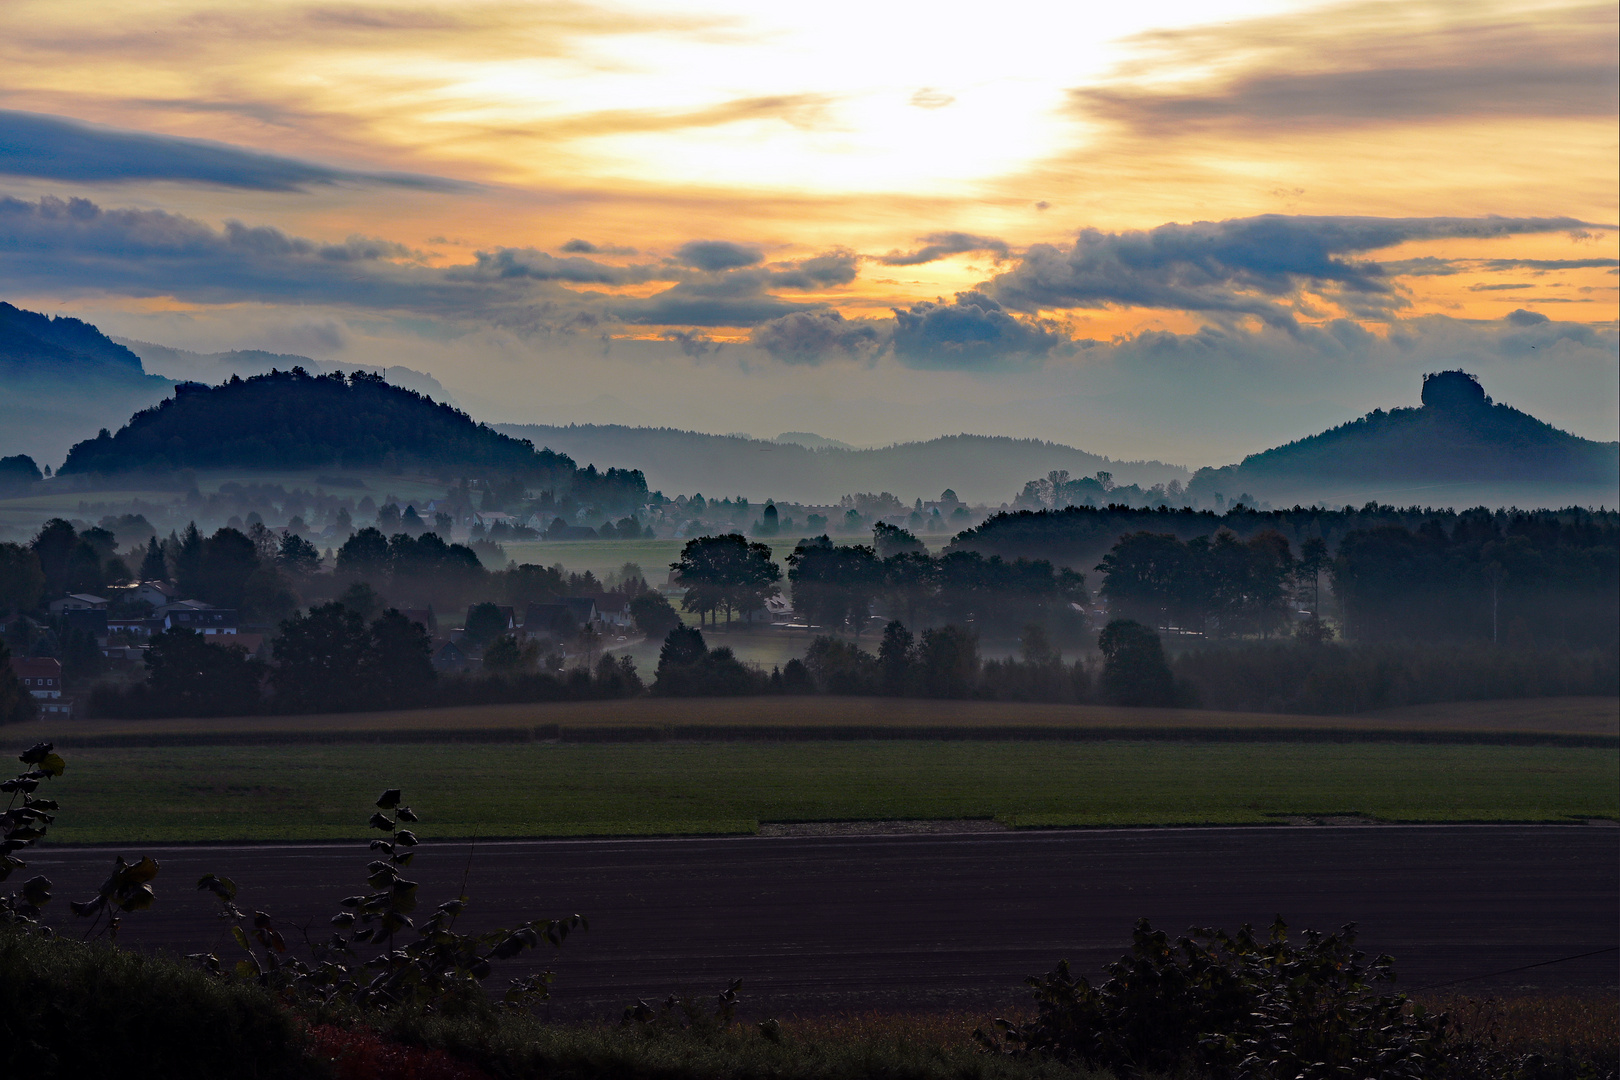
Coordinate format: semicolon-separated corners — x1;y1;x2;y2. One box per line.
29;826;1618;1017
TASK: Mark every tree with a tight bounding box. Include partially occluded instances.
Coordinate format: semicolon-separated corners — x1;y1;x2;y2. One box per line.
1098;619;1176;707
877;620;914;695
31;519;84;597
0;638;37;724
143;629;265;716
787;538;882;634
804;636;877;694
276;533;321;577
172;523;204;597
138;537;168;582
872;522;925;559
625;592;677;641
336;526;391;579
0;543;45;616
483;633;539;675
1097;532;1185;628
671;534;781;629
337;581;384;622
194;528;260;608
919;625;978;698
657;624;707;675
463;602;509;648
362;609;436;706
271;603;370;713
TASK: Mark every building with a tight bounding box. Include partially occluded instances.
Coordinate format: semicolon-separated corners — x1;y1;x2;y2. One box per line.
397;608;438;636
48;593;107;614
107;579;175;612
160;601;238;635
13;657;62;698
432;640;473;673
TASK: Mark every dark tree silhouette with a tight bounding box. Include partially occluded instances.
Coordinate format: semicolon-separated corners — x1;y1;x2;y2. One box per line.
1098;619;1177;707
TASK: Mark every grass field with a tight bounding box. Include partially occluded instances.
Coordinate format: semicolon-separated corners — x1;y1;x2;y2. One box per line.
35;695;1620;747
35;741;1618;843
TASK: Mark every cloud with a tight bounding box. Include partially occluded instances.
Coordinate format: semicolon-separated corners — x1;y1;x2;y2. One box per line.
0;109;466;191
909;88;955;110
675;239;764;271
985;214;1593;330
1387;256;1620;277
454;247;660;284
768;249;859;289
750;310;887;364
1506;308;1551;327
660;329;720;357
878;232;1011;266
890;291;1064;369
1078;0;1618;134
561;238;638;255
0;193;525;315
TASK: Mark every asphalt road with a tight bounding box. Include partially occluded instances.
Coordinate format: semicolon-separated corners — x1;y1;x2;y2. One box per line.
29;826;1619;1017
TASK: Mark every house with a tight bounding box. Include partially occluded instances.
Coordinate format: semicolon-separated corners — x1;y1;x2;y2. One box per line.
521;603;576;641
562;597;598;627
230;633;271;662
762;596;794;623
599;599;633;630
464;605;515;633
12;657;62;698
48;593;108;614
107;615;163;639
432;639;473;673
160;601;238;635
398;608;438;636
107;581;176;609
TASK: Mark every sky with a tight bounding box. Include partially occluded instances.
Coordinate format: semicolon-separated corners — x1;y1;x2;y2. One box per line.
0;0;1615;466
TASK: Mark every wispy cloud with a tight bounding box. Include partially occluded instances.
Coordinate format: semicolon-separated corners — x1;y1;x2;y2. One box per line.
877;232;1011;267
0;110;468;191
1079;0;1618;134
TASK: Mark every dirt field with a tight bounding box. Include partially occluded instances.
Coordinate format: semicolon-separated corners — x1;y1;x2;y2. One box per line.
35;695;1619;749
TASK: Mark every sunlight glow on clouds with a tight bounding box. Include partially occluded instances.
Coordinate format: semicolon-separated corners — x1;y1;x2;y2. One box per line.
0;0;1613;459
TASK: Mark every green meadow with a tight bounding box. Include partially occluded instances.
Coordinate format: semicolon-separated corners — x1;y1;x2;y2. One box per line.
39;740;1617;844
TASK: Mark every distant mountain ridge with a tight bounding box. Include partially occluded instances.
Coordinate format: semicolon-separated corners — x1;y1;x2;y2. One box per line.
0;300;174;467
0;301;154;378
493;422;1189;504
114;337;455;404
1187;370;1620;506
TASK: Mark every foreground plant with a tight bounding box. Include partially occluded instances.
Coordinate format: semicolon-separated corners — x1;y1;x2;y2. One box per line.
1;742;160;940
980;917;1448;1080
194;786;584;1015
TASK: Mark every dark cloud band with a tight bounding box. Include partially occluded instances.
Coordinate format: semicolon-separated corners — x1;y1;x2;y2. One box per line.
0;110;467;192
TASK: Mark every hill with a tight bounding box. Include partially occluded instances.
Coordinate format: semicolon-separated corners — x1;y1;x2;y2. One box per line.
492;423;1189;504
0;301;175;467
113;337;455;404
1186;371;1620;507
58;368;581;484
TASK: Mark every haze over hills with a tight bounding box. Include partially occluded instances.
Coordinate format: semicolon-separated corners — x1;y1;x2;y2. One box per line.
114;337;455;404
1187;371;1620;509
492;423;1191;505
0;301;174;466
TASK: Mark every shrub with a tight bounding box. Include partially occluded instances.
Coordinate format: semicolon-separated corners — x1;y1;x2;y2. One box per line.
0;930;311;1079
981;917;1449;1080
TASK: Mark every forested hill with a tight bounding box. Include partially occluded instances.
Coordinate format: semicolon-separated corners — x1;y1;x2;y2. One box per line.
1186;371;1620;506
493;423;1189;505
0;300;176;468
0;301;155;377
58;368;581;481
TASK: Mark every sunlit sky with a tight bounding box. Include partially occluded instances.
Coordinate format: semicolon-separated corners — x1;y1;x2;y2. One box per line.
1;0;1615;463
